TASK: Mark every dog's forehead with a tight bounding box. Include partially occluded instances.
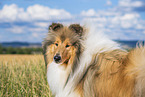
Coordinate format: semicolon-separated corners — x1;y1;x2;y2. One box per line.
58;39;73;47
56;28;76;43
60;34;66;42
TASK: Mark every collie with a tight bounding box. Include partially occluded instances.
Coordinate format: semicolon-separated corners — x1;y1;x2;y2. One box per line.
42;23;145;97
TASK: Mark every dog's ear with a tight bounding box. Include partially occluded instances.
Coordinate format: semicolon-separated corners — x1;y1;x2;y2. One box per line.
69;24;83;36
49;23;63;31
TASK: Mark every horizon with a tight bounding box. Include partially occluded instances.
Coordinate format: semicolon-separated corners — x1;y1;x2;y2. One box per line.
0;0;145;42
1;40;145;44
1;40;144;49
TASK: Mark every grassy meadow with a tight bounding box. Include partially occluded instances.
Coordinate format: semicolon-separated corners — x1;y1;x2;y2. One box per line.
0;55;52;97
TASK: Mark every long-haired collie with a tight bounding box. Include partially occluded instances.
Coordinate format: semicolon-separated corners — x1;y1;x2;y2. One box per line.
42;23;145;97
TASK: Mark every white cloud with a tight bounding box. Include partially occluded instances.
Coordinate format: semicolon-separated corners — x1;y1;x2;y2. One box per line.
106;0;112;6
80;2;145;40
6;26;26;34
0;4;23;22
136;24;145;30
118;0;145;12
131;1;144;7
81;9;97;16
121;13;140;20
27;4;72;20
6;24;47;34
34;22;48;28
0;4;72;22
115;13;140;29
81;9;142;29
32;33;39;38
29;27;47;32
119;0;144;7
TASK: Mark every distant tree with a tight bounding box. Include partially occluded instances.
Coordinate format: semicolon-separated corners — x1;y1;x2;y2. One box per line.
0;44;2;54
0;45;43;54
7;47;17;54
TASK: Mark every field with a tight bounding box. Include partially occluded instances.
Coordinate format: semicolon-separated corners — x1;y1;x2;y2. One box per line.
0;55;52;97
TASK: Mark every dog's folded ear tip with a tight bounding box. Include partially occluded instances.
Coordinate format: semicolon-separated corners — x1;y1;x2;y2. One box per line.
49;23;63;31
69;24;83;36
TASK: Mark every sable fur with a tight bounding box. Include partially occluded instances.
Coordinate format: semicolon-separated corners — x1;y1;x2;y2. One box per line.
42;23;145;97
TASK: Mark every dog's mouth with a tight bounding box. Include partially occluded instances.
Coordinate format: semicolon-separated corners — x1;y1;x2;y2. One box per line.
54;58;70;65
54;60;62;64
63;59;69;64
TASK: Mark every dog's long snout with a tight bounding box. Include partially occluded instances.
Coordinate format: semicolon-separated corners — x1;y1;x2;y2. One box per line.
54;55;61;63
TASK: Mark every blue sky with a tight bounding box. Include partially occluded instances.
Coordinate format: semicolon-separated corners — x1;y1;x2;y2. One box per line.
0;0;145;42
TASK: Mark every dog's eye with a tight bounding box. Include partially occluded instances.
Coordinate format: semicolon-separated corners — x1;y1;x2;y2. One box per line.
55;43;58;46
66;45;70;48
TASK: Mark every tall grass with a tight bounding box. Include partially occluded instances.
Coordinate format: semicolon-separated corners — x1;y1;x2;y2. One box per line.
0;55;52;97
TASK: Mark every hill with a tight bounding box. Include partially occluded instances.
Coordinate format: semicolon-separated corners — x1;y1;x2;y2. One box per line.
0;42;41;48
0;40;144;49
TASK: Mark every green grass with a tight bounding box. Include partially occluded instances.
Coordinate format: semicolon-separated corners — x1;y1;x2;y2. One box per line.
0;55;52;97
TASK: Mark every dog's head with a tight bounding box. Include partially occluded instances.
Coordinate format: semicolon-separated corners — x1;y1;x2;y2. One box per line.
43;23;84;69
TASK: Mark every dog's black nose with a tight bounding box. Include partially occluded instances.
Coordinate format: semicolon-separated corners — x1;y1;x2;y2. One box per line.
54;55;61;63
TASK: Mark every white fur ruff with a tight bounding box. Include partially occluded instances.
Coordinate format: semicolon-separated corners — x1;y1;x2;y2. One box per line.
47;62;68;95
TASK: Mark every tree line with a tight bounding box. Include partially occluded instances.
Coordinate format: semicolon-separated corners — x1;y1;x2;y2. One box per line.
0;45;43;54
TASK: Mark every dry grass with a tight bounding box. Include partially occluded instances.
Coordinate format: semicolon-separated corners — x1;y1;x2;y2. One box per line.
0;55;52;97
